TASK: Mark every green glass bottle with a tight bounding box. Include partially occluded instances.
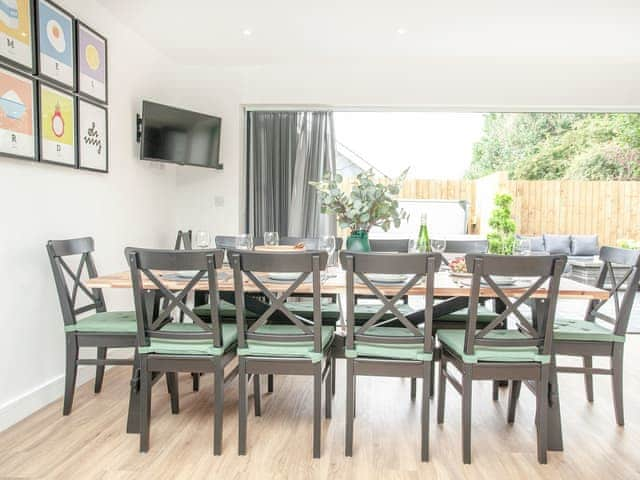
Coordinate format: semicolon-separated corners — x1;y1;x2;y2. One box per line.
416;212;431;253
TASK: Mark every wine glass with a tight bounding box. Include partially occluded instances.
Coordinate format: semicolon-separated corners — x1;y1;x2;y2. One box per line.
263;231;279;247
195;231;210;249
408;238;418;253
235;234;254;250
431;238;447;254
318;235;336;280
514;238;532;256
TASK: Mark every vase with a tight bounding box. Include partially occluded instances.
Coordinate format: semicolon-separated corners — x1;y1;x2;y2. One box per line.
346;229;371;252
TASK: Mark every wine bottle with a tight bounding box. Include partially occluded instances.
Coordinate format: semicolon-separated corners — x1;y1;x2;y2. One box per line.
416;212;431;253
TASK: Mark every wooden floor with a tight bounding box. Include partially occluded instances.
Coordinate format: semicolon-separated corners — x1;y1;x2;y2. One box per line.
2;339;640;480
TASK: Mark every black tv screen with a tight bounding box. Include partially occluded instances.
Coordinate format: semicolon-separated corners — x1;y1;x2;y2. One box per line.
140;101;222;169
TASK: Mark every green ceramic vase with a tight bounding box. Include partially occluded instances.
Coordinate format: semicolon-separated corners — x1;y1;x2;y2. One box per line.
346;229;371;252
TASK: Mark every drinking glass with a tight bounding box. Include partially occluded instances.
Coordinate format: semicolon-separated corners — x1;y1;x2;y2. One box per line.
318;235;336;264
195;231;210;249
431;238;447;254
514;238;532;256
235;234;254;250
263;231;279;247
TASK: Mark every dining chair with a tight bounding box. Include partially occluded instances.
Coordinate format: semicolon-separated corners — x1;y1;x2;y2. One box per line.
508;246;640;426
230;249;334;458
126;247;236;454
175;230;193;250
47;237;157;415
214;235;264;249
341;251;441;461
436;254;566;464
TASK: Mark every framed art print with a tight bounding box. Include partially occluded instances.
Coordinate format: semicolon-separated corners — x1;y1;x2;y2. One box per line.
77;97;107;172
76;21;106;104
0;65;36;160
36;0;74;89
38;81;75;166
0;0;36;72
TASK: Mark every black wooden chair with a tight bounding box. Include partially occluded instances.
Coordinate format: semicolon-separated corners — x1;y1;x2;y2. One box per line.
47;237;157;415
126;247;236;454
175;230;193;250
341;251;442;461
508;246;640;426
436;254;566;464
230;249;334;458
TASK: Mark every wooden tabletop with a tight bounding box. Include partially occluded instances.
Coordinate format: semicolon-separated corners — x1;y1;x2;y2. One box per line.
85;268;609;300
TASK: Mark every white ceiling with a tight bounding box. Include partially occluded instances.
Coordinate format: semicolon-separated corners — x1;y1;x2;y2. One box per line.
98;0;640;66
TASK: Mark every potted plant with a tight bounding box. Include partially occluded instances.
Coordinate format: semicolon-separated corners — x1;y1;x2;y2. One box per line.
487;193;516;255
310;169;408;251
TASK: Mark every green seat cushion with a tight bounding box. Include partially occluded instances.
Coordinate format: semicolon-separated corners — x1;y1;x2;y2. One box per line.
138;323;237;356
238;325;334;363
436;304;498;324
346;326;432;361
64;311;137;333
437;329;550;364
353;302;414;321
193;300;259;319
553;318;625;343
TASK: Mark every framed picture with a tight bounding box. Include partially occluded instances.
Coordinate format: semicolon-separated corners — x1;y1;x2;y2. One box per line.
76;21;106;104
38;81;75;166
0;0;36;72
36;0;74;89
77;97;107;172
0;65;37;160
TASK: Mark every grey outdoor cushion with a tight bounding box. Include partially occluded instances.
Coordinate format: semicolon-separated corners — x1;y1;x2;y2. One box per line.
517;235;544;252
571;235;599;256
543;234;571;254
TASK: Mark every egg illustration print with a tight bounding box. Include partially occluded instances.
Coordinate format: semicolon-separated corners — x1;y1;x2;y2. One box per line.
85;44;100;71
46;19;66;53
51;102;64;137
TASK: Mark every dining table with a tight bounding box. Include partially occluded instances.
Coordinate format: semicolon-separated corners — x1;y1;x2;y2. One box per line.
86;266;609;452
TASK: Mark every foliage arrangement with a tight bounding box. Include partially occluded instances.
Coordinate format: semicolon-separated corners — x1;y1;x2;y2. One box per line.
309;169;408;232
467;113;640;181
618;239;640;250
487;193;516;255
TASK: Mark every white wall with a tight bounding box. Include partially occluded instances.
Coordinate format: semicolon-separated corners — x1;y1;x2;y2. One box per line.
0;0;178;430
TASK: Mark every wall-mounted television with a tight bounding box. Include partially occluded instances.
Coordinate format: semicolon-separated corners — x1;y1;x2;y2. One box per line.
139;101;222;169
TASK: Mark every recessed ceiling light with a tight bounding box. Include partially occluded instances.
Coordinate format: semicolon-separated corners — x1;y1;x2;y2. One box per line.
396;27;407;35
242;28;252;36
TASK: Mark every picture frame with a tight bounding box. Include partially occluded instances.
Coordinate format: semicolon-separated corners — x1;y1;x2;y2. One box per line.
75;20;107;104
0;0;36;73
38;80;75;167
77;96;107;172
0;64;37;161
36;0;75;90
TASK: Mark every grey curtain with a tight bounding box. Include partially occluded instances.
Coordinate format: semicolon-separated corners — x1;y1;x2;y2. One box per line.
247;111;336;238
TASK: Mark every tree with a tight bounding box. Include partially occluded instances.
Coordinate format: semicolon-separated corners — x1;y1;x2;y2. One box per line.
487;193;516;255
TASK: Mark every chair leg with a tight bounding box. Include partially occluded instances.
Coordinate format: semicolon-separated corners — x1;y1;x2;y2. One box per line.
238;359;248;455
462;366;473;464
331;355;336;396
345;358;354;457
213;360;224;455
139;357;152;452
583;356;594;403
421;362;431;462
313;363;322;458
430;360;435;399
63;335;79;415
410;378;417;401
437;356;447;424
507;380;522;424
192;372;200;392
166;372;179;414
325;360;332;419
253;374;261;417
612;344;625;426
267;374;274;393
94;347;107;394
492;380;500;401
536;368;549;463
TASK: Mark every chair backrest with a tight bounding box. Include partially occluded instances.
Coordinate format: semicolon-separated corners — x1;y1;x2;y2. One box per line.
369;238;410;253
280;236;344;251
463;254;566;357
229;250;328;353
47;237;107;328
175;230;192;250
215;235;264;249
587;246;640;336
340;251;442;354
125;248;225;348
445;239;488;254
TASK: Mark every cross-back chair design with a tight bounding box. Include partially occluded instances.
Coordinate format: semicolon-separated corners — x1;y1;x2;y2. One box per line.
174;230;193;250
340;251;442;462
436;254;567;464
126;247;236;454
230;249;334;458
47;237;140;415
509;246;640;427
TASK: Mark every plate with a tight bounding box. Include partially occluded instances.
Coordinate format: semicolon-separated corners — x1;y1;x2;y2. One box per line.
449;272;472;279
364;273;409;284
176;270;208;279
481;276;516;286
268;272;305;282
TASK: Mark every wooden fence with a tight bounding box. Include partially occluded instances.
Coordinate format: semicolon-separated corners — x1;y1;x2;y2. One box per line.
352;173;640;246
